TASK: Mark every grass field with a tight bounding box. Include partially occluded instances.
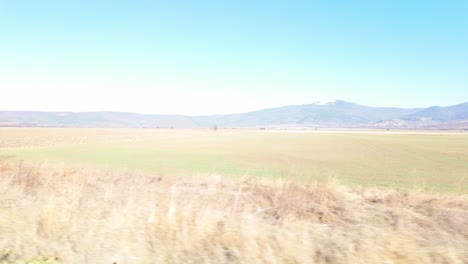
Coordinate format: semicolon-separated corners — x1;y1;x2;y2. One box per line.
1;128;467;193
0;128;467;263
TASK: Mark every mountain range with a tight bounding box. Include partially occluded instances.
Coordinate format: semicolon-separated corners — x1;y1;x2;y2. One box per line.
1;100;468;129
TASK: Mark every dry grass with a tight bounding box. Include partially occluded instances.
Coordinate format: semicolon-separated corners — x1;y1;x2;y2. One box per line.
0;159;466;263
0;128;166;149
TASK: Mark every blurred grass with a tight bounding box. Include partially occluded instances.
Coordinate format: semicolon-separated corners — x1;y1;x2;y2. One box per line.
1;159;467;263
2;130;468;193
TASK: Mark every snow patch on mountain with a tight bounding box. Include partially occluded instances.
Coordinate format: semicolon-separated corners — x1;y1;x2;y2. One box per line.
313;100;337;106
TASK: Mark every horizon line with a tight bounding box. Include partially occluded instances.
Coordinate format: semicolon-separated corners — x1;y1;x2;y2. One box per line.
1;99;467;117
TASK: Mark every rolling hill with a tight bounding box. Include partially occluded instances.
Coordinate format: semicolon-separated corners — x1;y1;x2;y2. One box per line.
1;100;467;129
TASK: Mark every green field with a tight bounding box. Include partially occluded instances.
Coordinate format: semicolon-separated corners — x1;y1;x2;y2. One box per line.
1;129;468;193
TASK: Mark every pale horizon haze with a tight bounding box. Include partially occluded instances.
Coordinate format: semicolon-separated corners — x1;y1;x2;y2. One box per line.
1;1;467;115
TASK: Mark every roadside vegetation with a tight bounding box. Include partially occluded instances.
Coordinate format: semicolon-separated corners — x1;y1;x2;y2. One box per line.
0;159;467;263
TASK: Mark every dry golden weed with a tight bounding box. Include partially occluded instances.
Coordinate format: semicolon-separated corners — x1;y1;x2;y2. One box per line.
0;160;466;263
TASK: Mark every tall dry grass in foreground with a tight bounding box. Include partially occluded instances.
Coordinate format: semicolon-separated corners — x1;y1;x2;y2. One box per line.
0;160;467;263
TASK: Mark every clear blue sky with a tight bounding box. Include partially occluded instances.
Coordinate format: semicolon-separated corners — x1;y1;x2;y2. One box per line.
1;0;467;114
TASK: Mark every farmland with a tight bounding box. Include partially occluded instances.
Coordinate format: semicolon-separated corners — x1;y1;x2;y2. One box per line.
1;128;467;193
0;128;467;263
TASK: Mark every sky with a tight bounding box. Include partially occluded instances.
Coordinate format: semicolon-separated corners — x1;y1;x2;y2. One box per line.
1;0;467;115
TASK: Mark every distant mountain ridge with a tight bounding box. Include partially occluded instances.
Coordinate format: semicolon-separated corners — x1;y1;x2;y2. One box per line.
1;100;468;129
